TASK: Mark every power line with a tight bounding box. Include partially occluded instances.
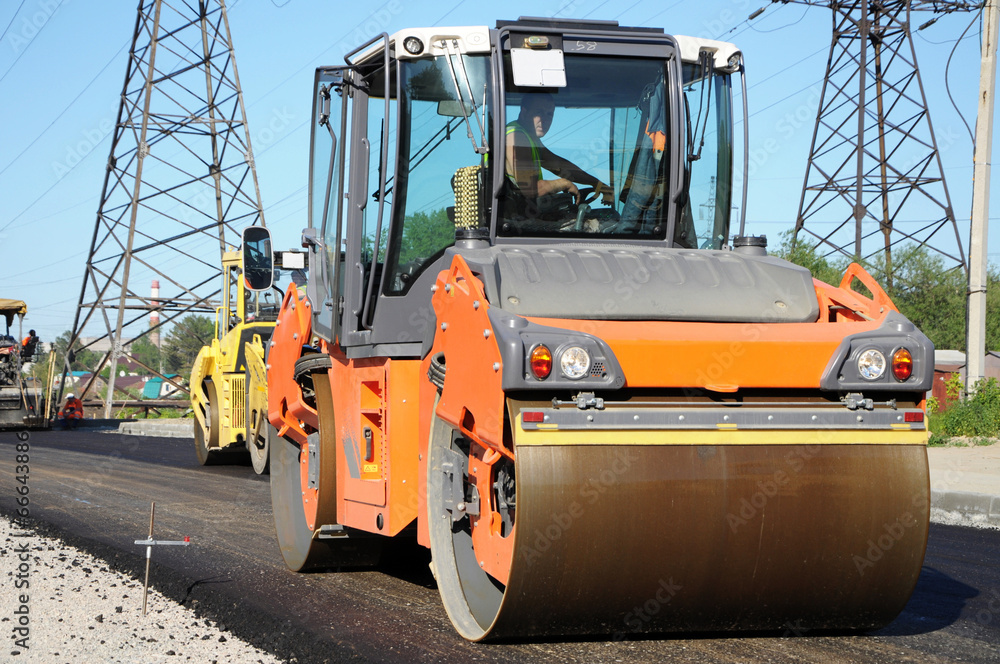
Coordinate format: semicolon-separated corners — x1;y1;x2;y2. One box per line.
638;0;687;25
716;3;784;41
944;8;983;149
0;39;129;181
433;0;467;24
0;0;258;194
2;0;465;236
746;46;826;91
749;5;810;33
0;0;64;86
613;0;646;20
0;4;322;231
0;1;27;44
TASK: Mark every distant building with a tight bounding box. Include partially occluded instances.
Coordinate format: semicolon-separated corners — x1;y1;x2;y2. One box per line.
932;350;1000;409
142;375;183;399
52;371;106;400
77;337;113;354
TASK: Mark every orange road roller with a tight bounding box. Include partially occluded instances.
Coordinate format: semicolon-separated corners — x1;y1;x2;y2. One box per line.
261;17;933;641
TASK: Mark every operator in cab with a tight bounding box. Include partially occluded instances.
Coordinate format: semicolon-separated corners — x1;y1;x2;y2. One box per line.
504;93;613;219
21;329;39;360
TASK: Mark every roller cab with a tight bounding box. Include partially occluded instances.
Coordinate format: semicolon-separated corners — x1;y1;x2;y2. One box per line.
266;17;932;641
190;227;307;473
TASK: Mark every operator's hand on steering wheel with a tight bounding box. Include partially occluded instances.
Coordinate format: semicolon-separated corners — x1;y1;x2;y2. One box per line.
564;180;580;205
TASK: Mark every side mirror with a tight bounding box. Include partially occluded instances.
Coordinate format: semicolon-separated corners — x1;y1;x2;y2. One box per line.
242;226;274;291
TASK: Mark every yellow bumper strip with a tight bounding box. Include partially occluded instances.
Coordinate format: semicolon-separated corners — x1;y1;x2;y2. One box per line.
514;415;928;447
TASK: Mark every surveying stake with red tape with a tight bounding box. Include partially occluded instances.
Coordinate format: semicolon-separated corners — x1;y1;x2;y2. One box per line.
134;502;190;616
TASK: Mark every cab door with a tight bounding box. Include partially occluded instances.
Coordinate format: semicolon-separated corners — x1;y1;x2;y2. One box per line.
307;67;351;342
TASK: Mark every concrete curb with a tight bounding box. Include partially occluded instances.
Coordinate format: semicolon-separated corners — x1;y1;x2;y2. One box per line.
117;419;194;438
50;418;128;431
930;489;1000;530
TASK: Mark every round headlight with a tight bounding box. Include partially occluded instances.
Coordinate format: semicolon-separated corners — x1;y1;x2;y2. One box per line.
403;36;424;55
857;348;886;380
560;346;591;380
529;344;552;380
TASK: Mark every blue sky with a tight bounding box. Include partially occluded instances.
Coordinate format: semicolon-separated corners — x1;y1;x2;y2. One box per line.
0;0;995;344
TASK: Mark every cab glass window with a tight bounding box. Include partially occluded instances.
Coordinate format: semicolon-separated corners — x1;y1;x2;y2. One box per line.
383;53;491;295
498;54;670;239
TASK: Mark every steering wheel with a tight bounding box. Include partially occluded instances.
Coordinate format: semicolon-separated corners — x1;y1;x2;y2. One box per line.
576;187;599;206
536;192;578;219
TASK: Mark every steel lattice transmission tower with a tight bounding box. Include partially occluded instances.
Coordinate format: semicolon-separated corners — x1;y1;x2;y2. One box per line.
791;0;979;287
64;0;264;416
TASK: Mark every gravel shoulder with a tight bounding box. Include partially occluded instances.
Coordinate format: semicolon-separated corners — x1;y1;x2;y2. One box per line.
1;514;284;663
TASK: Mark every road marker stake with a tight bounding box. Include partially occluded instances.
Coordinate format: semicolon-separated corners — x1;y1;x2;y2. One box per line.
133;502;190;616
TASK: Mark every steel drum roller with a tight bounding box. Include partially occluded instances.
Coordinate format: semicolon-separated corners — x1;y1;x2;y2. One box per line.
430;417;929;640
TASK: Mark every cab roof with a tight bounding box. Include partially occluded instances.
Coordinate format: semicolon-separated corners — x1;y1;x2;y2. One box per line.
348;21;740;71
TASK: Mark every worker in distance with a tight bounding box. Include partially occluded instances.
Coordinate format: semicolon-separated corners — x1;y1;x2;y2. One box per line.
58;392;84;429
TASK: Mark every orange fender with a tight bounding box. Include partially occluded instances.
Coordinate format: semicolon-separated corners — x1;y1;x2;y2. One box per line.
420;254;514;580
427;254;507;457
267;285;317;445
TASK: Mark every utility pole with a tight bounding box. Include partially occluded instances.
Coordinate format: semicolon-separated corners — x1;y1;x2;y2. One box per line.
968;0;999;393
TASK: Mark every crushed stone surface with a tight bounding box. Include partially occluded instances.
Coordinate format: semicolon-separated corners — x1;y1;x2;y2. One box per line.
0;514;283;663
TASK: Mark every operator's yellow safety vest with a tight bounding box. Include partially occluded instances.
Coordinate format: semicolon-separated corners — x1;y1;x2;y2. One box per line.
505;120;542;181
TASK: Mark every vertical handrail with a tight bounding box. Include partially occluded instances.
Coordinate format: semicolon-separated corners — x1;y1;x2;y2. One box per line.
361;34;392;331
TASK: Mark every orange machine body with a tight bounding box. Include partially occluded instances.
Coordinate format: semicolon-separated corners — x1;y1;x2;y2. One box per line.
269;254;922;557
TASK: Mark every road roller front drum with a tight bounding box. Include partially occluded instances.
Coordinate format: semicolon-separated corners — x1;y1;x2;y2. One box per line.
429;406;930;640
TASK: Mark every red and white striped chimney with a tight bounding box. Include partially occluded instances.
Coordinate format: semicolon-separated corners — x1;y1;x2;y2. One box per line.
150;280;161;347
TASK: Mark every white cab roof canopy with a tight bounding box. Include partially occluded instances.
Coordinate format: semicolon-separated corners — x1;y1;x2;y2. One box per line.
353;26;491;63
352;26;739;70
673;35;741;71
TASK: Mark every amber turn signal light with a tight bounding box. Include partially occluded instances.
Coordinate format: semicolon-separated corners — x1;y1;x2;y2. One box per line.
891;348;913;381
529;345;552;380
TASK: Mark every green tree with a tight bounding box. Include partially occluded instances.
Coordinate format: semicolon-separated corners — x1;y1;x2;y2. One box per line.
773;234;1000;352
985;266;1000;352
771;230;846;286
397;208;455;265
129;335;161;374
863;244;968;351
162;315;214;375
930;377;1000;440
52;330;99;373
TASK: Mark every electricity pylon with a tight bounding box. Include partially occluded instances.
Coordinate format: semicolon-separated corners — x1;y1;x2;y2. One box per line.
63;0;264;416
790;0;979;288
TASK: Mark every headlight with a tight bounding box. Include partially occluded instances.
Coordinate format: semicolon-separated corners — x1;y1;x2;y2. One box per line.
403;36;424;55
560;346;590;380
857;348;886;380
